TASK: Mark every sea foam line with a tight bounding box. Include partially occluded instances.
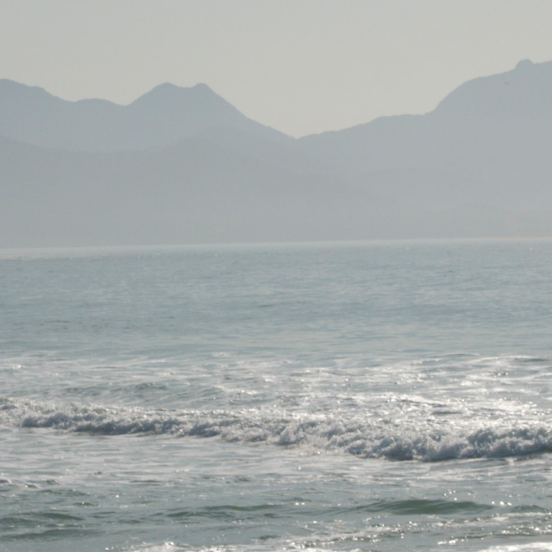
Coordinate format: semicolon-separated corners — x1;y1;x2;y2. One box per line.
1;397;552;462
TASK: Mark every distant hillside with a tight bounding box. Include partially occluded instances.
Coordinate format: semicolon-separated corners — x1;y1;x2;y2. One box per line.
0;133;420;247
299;59;552;211
0;80;290;152
2;61;552;247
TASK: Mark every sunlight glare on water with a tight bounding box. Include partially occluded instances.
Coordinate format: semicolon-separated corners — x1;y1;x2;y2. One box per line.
1;240;552;551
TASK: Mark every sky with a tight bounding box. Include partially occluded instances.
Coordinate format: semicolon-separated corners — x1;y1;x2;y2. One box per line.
2;0;552;137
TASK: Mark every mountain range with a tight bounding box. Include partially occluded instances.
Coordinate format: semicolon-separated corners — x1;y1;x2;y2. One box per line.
1;59;552;247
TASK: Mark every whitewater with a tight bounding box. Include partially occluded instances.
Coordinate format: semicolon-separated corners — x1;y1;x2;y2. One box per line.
1;240;552;552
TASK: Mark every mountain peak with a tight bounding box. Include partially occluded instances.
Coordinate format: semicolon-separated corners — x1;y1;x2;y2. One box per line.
192;82;211;91
515;59;534;71
151;82;181;93
0;79;53;102
430;59;552;121
129;82;219;109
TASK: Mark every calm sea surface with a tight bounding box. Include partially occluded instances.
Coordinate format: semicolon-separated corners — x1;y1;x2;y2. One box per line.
1;239;552;552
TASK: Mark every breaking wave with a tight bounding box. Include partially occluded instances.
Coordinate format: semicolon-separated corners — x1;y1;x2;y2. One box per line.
2;396;552;462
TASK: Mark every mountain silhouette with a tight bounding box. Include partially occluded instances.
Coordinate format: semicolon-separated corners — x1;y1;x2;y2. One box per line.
0;80;289;152
299;59;552;211
1;60;552;247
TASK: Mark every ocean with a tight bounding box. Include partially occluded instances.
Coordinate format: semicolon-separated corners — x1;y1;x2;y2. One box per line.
1;239;552;552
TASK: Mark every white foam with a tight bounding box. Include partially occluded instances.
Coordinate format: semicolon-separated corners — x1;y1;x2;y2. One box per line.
479;543;552;552
2;396;552;462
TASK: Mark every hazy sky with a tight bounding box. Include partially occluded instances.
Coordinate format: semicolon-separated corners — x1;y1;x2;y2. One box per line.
2;0;552;136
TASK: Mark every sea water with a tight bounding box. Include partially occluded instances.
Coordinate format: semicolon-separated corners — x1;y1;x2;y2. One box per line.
1;239;552;552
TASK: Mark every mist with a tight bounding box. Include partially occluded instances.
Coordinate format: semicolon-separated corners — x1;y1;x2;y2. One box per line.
1;60;552;247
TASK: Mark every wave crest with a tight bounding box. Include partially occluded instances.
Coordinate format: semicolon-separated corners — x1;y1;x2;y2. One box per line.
2;397;551;462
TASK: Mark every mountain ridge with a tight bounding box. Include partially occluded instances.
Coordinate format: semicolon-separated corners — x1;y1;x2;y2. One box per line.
2;60;552;247
298;58;552;210
0;78;290;152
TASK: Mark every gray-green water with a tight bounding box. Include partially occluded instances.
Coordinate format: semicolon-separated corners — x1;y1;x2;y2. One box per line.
2;240;552;552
